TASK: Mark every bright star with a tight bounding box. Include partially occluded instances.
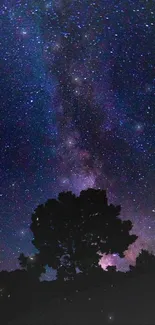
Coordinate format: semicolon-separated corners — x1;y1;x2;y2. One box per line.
21;29;28;36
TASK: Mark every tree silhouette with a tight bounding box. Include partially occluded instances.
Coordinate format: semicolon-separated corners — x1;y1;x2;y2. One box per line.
130;249;155;274
18;253;46;279
22;188;137;280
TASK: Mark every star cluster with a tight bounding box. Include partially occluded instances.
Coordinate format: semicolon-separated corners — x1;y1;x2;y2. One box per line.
0;0;155;275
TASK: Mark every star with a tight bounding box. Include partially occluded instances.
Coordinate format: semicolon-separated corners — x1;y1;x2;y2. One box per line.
135;123;144;133
21;29;28;36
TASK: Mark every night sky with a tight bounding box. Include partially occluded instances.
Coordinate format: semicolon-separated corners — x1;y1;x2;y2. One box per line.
0;0;155;279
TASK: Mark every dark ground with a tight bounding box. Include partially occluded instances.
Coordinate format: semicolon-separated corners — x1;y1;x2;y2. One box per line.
1;269;154;325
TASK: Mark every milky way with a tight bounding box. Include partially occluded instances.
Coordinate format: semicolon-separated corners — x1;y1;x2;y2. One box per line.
0;0;155;278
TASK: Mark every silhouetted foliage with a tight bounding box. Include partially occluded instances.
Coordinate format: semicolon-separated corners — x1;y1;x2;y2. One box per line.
106;265;117;272
22;188;137;281
129;249;155;274
18;253;46;279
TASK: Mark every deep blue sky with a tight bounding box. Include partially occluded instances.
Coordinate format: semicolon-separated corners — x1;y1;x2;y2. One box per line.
0;0;155;278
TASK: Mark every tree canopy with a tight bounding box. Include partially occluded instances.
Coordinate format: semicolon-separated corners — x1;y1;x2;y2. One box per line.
20;188;137;280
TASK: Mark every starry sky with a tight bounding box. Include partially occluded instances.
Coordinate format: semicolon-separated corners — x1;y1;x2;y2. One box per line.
0;0;155;279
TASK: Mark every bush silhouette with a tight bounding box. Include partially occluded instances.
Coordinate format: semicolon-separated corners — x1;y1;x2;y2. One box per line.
129;249;155;274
